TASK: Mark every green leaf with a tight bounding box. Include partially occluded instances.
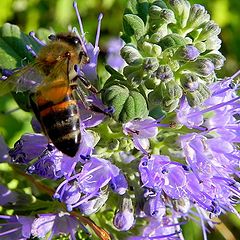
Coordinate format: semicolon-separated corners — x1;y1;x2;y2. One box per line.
0;23;42;69
102;84;149;123
124;0;149;23
123;14;145;40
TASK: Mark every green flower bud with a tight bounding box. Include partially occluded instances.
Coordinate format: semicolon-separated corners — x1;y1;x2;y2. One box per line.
186;4;210;31
108;139;120;151
205;36;222;51
205;51;226;70
186;83;210;107
142;57;159;74
180;73;200;91
144;77;161;89
184;59;215;77
166;0;191;28
194;42;206;53
163;98;179;112
152;0;168;9
197;20;221;41
149;5;162;20
158;33;186;50
174;45;200;61
121;44;142;65
148;80;182;107
138;38;163;57
154;65;173;82
123;65;143;85
160;9;176;24
119;138;134;152
164;80;183;99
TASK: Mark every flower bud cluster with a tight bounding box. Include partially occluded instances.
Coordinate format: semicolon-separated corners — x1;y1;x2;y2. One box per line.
119;0;225;111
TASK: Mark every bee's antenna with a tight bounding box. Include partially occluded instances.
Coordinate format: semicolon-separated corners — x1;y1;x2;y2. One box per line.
48;34;57;41
29;31;46;46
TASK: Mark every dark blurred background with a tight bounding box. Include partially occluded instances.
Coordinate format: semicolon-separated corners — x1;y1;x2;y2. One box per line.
0;0;239;239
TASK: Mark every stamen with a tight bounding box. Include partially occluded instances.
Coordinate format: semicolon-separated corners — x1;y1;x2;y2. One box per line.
0;227;22;236
25;45;37;57
73;1;85;40
29;31;46;46
188;96;240;118
148;230;182;239
196;206;208;240
230;69;240;80
72;2;88;54
71;177;108;208
95;13;103;48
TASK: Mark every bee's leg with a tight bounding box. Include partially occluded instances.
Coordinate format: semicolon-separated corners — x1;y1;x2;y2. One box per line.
73;64;99;94
0;108;20;115
71;80;112;116
77;75;99;94
70;81;89;109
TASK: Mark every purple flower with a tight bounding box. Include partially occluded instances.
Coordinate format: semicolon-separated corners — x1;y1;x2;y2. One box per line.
123;117;161;154
113;197;134;231
175;45;200;61
27;145;65;180
180;133;240;214
0;215;34;240
54;156;120;211
106;38;126;70
143;195;166;219
73;1;102;84
109;172;128;195
9;133;48;164
0;136;10;163
31;212;82;239
78;189;109;215
0;185;17;205
128;216;183;240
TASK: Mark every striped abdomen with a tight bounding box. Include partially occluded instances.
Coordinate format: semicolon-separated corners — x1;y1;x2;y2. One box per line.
35;89;81;157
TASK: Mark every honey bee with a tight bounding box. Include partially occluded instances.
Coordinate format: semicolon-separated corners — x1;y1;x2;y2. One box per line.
0;33;92;157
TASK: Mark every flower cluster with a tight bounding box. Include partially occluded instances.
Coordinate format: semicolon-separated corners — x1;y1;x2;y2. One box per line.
0;0;239;240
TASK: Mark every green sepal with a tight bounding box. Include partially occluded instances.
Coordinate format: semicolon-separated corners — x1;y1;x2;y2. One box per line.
105;65;126;81
121;43;143;65
123;65;144;86
0;23;42;69
101;82;149;123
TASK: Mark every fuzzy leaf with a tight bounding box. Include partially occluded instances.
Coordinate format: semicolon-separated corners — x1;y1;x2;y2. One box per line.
102;84;149;123
0;23;42;69
123;14;145;40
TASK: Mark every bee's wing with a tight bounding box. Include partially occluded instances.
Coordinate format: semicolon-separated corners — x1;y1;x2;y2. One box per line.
0;63;45;96
36;59;72;103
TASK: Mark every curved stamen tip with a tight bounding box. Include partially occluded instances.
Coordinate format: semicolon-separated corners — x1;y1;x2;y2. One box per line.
73;1;77;8
29;31;46;46
98;13;103;21
29;31;35;37
67;204;73;212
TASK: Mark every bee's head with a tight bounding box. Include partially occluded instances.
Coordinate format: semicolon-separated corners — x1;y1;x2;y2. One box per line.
48;33;89;64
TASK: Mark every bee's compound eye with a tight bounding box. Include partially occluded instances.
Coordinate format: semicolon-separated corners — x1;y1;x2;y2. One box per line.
73;37;80;45
48;34;57;41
